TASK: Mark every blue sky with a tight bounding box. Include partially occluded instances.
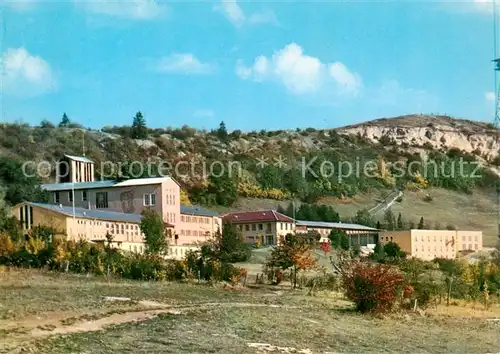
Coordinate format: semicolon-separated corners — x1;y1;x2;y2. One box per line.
1;0;498;131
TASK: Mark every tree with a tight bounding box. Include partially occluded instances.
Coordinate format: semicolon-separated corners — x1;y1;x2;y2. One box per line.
131;111;148;139
276;204;286;215
208;171;237;207
140;209;167;255
180;190;191;206
384;209;395;231
58;113;71;128
383;241;406;259
40;119;55;129
372;243;386;262
353;209;375;227
265;233;317;289
217;121;228;141
218;222;251;263
0;157;49;205
397;212;404;230
376;221;381;230
285;202;296;218
418;217;425;230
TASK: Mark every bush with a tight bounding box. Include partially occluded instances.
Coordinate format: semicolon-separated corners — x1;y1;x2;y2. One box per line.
306;273;339;294
342;261;406;313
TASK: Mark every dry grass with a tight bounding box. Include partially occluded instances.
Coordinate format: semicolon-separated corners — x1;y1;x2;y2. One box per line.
322;187;499;247
2;269;500;354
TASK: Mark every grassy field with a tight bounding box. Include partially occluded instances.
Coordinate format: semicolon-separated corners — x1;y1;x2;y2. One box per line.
2;268;500;354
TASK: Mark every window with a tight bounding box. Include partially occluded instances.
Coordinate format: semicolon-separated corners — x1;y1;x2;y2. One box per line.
245;225;250;231
143;193;156;206
82;190;88;202
54;191;60;204
19;207;24;227
96;192;108;209
280;223;283;230
252;224;256;231
267;223;272;232
258;224;263;230
69;191;73;203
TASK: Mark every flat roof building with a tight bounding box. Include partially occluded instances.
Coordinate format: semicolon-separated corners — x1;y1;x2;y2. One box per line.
379;229;483;261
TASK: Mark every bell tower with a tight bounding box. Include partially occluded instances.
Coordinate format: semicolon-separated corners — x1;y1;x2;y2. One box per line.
56;154;95;183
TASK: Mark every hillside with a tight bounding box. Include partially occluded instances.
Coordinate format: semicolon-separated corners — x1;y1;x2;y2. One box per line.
1;114;500;245
339;114;499;160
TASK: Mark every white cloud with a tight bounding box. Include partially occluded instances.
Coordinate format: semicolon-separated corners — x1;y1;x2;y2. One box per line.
155;54;215;75
214;0;278;27
1;47;57;97
76;0;166;20
329;62;363;95
236;43;362;96
215;0;245;27
486;91;496;102
193;109;215;118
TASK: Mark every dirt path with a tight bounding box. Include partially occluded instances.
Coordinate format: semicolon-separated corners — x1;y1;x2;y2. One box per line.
2;300;298;352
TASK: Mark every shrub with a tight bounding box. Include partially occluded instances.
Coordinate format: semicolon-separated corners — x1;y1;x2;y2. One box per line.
342;261;406;313
407;279;442;309
306;273;339;295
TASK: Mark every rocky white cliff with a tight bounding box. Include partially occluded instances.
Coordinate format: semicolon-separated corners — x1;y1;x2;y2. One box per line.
337;115;500;161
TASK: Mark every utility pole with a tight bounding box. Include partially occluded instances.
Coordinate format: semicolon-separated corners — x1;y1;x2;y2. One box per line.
493;0;500;238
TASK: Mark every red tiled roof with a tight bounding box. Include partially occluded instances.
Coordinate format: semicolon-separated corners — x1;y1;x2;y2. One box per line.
222;210;294;223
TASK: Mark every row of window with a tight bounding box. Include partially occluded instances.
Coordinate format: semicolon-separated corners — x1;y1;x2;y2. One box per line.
106;223;140;231
19;205;34;229
238;223;273;232
54;191;159;210
165;194;176;206
166;212;176;224
76;220;103;226
54;191;87;204
414;235;479;242
181;215;211;224
180;230;211;237
462;235;479;242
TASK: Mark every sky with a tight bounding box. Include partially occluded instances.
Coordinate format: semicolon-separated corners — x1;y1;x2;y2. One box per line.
1;0;499;131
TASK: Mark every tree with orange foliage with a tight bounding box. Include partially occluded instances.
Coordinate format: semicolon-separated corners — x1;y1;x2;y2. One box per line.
265;233;317;289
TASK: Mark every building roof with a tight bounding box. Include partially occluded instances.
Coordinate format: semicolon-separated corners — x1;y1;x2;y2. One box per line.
41;180;117;192
41;177;176;192
63;154;95;164
19;202;174;226
222;210;294;223
296;220;379;232
181;204;218;217
113;177;174;187
40;180;116;192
